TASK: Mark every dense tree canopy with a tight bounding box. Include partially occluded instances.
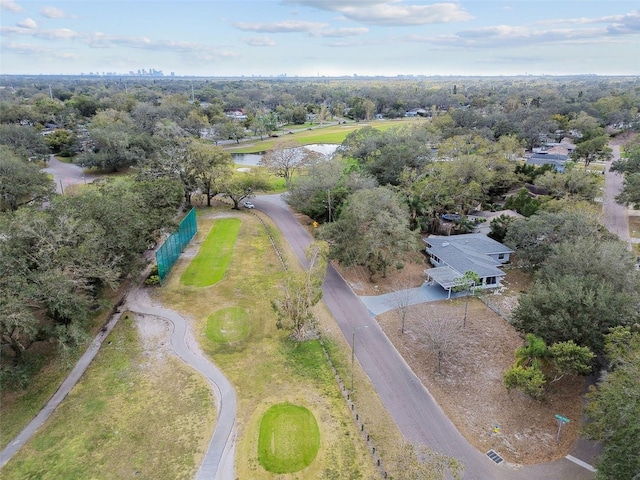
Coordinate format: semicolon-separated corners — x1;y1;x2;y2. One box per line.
0;147;54;211
511;238;640;356
319;186;418;280
0;176;182;383
585;327;640;480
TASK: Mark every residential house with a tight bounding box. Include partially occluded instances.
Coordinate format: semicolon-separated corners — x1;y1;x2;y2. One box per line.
526;152;569;172
423;233;513;298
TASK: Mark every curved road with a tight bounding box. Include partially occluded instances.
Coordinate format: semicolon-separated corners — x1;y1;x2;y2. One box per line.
256;194;595;480
41;155;100;193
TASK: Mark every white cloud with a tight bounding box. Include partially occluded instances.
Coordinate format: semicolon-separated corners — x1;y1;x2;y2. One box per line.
234;20;328;33
41;6;74;19
0;0;22;12
233;20;367;38
3;41;78;59
17;17;37;29
241;36;276;47
311;27;368;38
285;0;473;25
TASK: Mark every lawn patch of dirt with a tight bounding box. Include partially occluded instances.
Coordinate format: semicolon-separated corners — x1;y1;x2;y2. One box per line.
338;260;585;465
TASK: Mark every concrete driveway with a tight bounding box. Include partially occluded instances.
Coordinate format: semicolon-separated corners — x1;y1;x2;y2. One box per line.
360;284;462;316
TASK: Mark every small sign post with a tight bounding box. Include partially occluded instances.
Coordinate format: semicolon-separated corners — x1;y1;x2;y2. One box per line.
555;414;570;443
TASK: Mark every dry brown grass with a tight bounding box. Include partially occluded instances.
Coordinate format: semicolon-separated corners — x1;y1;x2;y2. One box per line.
339;260;585;465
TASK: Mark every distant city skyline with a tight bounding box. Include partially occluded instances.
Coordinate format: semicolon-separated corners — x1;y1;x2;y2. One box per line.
1;0;639;77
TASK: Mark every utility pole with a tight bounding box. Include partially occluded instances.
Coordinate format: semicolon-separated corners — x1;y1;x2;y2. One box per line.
351;325;368;392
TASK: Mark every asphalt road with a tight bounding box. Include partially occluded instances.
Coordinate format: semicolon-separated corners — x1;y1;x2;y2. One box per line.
255;194;595;480
603;145;631;242
41;155;99;193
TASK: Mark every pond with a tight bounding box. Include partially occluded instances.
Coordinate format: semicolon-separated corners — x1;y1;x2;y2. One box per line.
231;144;340;166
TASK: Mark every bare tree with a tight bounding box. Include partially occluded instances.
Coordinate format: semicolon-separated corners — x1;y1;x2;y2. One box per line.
389;277;420;334
414;306;462;374
259;141;323;187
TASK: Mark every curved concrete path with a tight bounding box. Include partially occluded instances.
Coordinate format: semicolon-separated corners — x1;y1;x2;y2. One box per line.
125;287;237;480
0;285;237;480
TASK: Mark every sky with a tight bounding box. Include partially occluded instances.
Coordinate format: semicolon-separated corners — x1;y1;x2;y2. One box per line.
1;0;639;77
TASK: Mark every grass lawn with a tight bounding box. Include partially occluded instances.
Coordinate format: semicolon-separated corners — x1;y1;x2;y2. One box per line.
206;306;250;343
1;314;215;480
226;117;424;154
258;402;320;473
181;217;241;287
159;209;380;479
0;284;129;450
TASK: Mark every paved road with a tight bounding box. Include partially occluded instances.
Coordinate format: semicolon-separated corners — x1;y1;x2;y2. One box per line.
41;155;100;193
603;145;631;242
256;194;595;480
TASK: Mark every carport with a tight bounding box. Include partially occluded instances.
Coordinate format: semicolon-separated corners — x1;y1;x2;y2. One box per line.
424;266;461;299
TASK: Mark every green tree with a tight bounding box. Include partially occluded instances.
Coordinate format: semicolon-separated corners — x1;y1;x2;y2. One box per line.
320;186;417;281
79;109;147;172
616;173;640;209
0;124;50;160
572;135;612;166
221;170;271;209
488;214;516;243
185;141;233;206
584;327;640;480
512;276;626;356
220;119;246;143
0;147;55;211
534;167;601;201
504;210;607;269
44;129;75;156
504;188;540;216
504;334;593;400
272;242;328;340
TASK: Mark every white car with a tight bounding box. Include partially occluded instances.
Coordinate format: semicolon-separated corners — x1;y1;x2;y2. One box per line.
243;201;255;209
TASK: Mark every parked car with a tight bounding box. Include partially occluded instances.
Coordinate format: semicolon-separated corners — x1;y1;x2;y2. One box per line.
243;201;255;209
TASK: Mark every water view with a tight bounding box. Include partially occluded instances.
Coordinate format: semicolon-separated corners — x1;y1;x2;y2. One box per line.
232;144;340;166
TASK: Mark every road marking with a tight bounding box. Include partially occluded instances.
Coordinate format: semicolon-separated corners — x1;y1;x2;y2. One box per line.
565;455;597;472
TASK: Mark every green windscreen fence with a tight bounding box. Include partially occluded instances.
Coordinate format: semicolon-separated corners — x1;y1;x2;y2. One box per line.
156;208;198;281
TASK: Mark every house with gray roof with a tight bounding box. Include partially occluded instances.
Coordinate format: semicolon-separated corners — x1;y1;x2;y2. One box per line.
423;233;513;298
526;152;569;172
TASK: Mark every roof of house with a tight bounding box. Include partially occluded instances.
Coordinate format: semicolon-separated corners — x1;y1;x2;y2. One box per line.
526;153;568;171
423;234;511;279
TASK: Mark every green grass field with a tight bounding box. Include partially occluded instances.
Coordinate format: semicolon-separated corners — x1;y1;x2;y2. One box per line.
258;403;320;473
206;306;250;343
180;217;241;286
226;117;422;154
160;212;380;479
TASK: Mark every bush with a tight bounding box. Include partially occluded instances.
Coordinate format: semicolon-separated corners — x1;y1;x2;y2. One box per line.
145;275;160;286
